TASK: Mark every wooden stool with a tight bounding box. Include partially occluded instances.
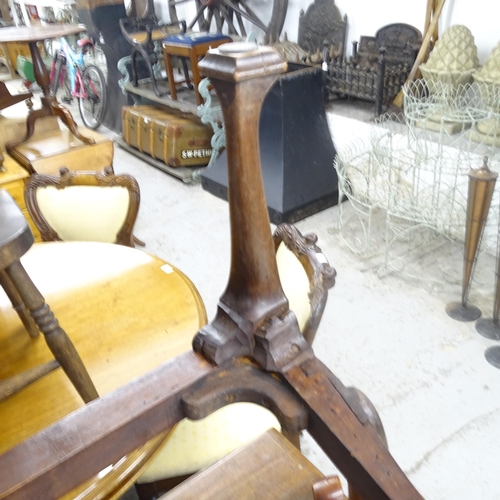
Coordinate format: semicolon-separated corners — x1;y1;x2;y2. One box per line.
162;33;232;105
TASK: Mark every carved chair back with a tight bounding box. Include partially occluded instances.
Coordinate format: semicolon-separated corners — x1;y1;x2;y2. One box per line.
119;15;185;48
24;167;140;247
273;223;336;345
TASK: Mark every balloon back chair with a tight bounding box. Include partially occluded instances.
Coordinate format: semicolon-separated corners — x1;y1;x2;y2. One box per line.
24;167;140;248
134;223;336;499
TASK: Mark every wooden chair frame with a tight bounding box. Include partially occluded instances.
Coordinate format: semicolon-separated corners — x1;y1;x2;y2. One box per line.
24;166;140;247
273;223;336;345
119;16;187;97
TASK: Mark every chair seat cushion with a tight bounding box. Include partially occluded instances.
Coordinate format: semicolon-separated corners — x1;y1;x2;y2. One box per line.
163;32;232;46
131;29;168;44
137;402;281;482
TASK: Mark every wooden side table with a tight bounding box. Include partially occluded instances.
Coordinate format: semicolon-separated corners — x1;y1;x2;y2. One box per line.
0;154;41;241
162;33;232;105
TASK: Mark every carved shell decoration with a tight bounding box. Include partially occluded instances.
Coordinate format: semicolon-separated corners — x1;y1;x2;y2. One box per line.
420;25;479;90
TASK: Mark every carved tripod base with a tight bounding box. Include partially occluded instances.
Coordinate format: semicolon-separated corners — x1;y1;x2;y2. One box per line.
6;40;95;164
194;304;312;372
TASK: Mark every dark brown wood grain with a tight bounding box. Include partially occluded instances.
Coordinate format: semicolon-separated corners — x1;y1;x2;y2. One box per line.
284;357;424;500
161;429;324;500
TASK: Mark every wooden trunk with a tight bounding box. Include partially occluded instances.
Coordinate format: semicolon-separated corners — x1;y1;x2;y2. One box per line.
150;114;212;168
121;105;159;150
122;105;213;168
138;110;176;155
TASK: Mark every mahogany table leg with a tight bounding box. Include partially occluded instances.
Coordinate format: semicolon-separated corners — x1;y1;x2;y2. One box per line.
5;260;99;403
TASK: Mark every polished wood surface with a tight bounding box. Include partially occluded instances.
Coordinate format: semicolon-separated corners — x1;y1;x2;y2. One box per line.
162;38;231;105
163;429;324;500
0;25;86;43
1;191;98;403
0;241;207;454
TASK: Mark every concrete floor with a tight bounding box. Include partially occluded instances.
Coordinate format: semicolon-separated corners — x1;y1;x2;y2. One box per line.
5;70;500;497
104;99;500;499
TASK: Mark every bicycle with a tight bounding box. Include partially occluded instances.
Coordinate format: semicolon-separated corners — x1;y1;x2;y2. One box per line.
49;36;108;130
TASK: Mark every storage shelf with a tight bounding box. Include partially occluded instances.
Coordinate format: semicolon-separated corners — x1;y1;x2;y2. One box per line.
114;136;206;184
123;80;222;121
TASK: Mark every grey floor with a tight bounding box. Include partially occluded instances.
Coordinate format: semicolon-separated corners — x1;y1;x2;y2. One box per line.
6;72;500;498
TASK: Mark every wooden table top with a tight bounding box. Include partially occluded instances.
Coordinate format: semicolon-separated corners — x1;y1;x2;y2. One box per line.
163;429;326;500
0;24;86;43
0;241;207;454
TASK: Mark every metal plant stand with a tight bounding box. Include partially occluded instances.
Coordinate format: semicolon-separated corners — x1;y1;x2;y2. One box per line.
446;159;497;321
476;216;500;339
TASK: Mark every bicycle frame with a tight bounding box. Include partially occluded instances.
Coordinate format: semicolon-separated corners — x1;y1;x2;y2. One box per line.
50;36;97;100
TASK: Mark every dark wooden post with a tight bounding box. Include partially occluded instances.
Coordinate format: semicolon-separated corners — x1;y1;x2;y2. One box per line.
193;43;312;371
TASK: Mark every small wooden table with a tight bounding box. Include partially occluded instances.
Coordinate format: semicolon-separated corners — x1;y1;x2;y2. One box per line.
0;241;207;454
163;429;326;500
0;25;94;151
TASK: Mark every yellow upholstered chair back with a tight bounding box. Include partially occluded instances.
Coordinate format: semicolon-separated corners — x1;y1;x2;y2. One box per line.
24;167;140;247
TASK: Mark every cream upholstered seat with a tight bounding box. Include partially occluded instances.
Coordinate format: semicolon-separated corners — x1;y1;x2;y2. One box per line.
24;167;140;247
135;223;336;499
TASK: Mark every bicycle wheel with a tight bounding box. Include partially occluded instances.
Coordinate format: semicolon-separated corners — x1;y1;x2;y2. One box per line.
78;64;108;130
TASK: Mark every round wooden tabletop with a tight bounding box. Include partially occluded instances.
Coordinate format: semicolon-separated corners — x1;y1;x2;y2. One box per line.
0;24;86;43
0;241;207;454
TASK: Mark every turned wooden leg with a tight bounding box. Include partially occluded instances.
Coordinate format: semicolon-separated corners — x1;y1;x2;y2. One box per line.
0;270;39;338
5;260;99;403
164;53;177;101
